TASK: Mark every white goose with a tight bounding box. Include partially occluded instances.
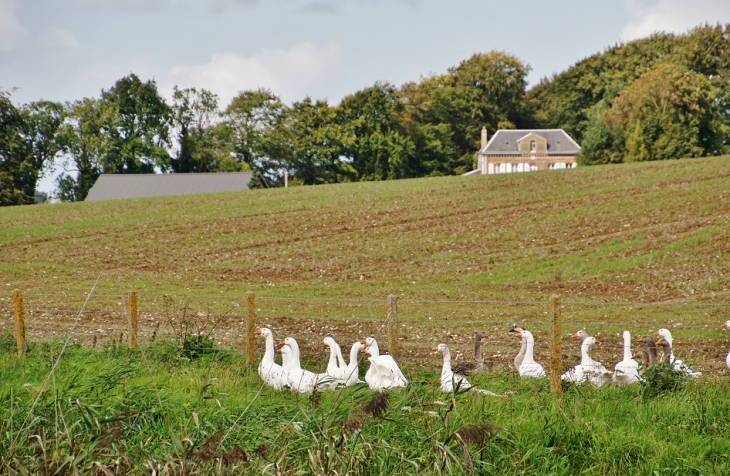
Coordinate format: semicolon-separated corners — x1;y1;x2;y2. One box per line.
722;321;730;369
361;337;408;390
654;328;701;378
279;337;324;393
322;338;364;386
341;341;365;386
255;327;284;390
322;337;347;377
561;336;611;386
434;343;471;392
514;330;547;378
613;331;641;385
509;324;526;371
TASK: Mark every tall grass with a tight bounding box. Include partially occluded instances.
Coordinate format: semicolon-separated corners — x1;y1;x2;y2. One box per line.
2;335;729;474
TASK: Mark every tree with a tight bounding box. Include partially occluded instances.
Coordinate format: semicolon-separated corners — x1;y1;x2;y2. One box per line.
601;62;728;161
0;90;30;205
401;51;532;175
0;92;64;205
224;89;285;186
529;24;730;148
286;97;354;185
98;74;171;174
55;98;108;201
337;82;417;180
170;86;240;173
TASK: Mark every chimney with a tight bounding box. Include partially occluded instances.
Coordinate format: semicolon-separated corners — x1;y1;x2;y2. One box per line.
481;127;488;149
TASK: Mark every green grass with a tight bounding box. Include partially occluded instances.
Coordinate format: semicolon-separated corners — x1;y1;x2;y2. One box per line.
2;338;730;475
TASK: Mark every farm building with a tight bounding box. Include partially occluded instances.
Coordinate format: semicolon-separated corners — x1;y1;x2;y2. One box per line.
464;128;580;176
84;172;253;201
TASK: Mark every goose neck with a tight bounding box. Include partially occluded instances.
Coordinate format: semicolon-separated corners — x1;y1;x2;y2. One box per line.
263;334;276;363
524;337;535;362
622;333;632;361
348;344;361;365
580;342;592;366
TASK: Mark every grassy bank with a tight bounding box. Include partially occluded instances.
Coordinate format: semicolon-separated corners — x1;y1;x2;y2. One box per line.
2;335;729;475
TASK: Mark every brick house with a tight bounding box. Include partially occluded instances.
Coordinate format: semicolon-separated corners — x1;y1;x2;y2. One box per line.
465;128;580;175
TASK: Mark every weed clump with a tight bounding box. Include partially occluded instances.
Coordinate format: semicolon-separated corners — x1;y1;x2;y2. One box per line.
452;422;497;448
0;332;14;354
640;362;691;398
363;391;390;419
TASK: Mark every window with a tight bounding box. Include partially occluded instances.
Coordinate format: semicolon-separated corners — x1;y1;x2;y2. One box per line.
530;140;536;152
530;164;538;171
511;163;518;173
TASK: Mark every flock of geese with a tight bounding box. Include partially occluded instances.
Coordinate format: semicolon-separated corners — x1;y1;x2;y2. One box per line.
256;320;730;393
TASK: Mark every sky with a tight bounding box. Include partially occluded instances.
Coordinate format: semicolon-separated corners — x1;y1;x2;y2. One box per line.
2;0;730;193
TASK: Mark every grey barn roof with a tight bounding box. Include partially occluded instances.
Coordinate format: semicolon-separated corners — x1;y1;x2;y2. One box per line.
85;172;253;201
480;129;580;155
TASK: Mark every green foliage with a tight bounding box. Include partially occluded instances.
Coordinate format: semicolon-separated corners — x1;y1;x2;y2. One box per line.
55;74;172;201
224;88;286;187
0;332;14;354
531;24;730;162
602;62;728;162
402;51;533;175
0;91;65;205
55;97;107;201
285;97;356;185
337;82;418;181
99;73;171;174
640;361;691;398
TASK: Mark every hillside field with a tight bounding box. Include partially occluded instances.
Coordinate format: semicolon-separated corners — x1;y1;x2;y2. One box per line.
2;157;730;371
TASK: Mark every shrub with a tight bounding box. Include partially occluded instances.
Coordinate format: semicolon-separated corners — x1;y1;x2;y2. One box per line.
640;362;690;398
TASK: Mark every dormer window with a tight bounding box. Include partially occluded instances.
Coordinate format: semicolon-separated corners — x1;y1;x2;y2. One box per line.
530;140;536;152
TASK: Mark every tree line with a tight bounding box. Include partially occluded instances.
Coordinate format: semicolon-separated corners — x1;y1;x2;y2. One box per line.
1;24;728;206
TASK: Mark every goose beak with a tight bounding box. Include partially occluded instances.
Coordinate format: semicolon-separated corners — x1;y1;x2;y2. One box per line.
322;340;326;345
516;332;523;338
594;339;601;344
279;340;286;345
653;331;659;337
360;339;367;345
655;339;663;346
722;322;728;328
572;332;579;339
432;346;439;352
631;354;636;359
635;338;643;344
255;329;262;335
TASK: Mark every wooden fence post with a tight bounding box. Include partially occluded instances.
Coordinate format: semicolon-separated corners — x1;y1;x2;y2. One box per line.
13;289;26;358
387;294;399;360
246;292;256;366
128;291;138;348
550;295;562;395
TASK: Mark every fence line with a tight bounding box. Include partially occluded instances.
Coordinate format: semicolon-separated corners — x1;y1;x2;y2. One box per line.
4;290;730;374
10;292;730;308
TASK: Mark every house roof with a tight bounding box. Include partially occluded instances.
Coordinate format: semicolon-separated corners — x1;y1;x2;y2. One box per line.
480;129;580;155
84;172;253;201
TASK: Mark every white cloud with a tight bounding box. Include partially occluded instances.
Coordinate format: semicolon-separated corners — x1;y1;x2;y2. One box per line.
621;0;730;41
0;0;28;51
164;42;344;106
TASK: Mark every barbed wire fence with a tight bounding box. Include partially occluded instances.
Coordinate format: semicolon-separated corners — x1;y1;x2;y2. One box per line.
2;289;730;381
